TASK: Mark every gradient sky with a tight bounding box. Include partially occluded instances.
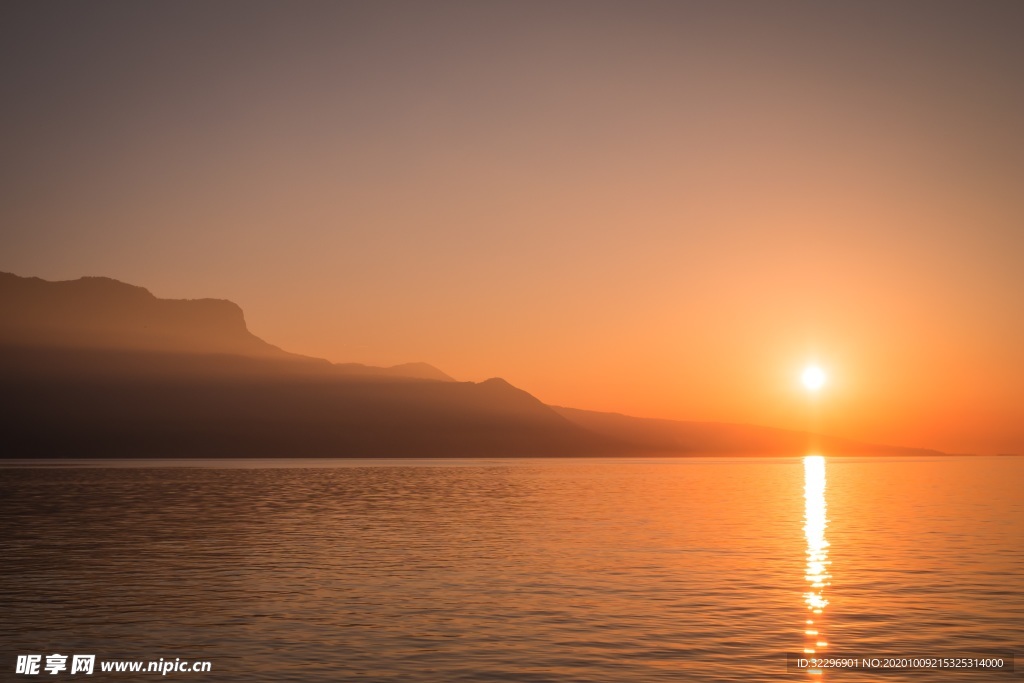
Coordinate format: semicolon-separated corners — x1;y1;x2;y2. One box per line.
2;1;1022;455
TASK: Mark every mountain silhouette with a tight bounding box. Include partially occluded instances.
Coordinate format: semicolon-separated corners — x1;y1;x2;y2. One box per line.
1;272;282;356
0;271;942;458
0;272;609;457
0;272;452;381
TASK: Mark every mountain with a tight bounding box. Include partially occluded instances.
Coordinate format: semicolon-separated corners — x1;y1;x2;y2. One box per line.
0;271;282;357
0;271;451;381
0;271;942;458
0;271;609;457
331;361;455;382
1;347;614;458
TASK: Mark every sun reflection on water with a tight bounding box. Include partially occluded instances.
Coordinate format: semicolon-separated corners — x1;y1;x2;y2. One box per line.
803;455;831;676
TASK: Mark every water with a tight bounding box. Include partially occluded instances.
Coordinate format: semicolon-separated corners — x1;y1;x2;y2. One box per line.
1;456;1021;681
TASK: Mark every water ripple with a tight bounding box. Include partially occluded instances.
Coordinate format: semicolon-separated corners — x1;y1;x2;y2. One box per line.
1;457;1021;682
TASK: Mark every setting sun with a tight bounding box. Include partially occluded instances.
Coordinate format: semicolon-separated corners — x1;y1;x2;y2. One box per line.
802;366;827;392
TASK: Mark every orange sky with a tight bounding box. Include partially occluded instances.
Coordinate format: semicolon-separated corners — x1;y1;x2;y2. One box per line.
2;2;1022;455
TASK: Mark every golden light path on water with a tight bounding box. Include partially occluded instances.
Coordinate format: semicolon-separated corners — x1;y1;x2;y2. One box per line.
803;455;831;677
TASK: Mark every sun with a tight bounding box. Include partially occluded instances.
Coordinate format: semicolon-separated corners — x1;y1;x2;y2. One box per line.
802;365;827;392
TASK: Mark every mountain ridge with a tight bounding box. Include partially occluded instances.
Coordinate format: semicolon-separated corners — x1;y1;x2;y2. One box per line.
0;271;945;458
0;271;451;382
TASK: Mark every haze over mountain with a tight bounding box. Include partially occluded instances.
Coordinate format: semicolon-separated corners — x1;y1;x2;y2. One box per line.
0;272;452;381
0;272;942;458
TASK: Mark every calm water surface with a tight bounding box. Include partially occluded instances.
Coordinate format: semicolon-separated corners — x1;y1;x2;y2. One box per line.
1;456;1021;681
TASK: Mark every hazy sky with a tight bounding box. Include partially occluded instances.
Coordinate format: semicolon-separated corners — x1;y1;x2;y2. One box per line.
2;1;1022;454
